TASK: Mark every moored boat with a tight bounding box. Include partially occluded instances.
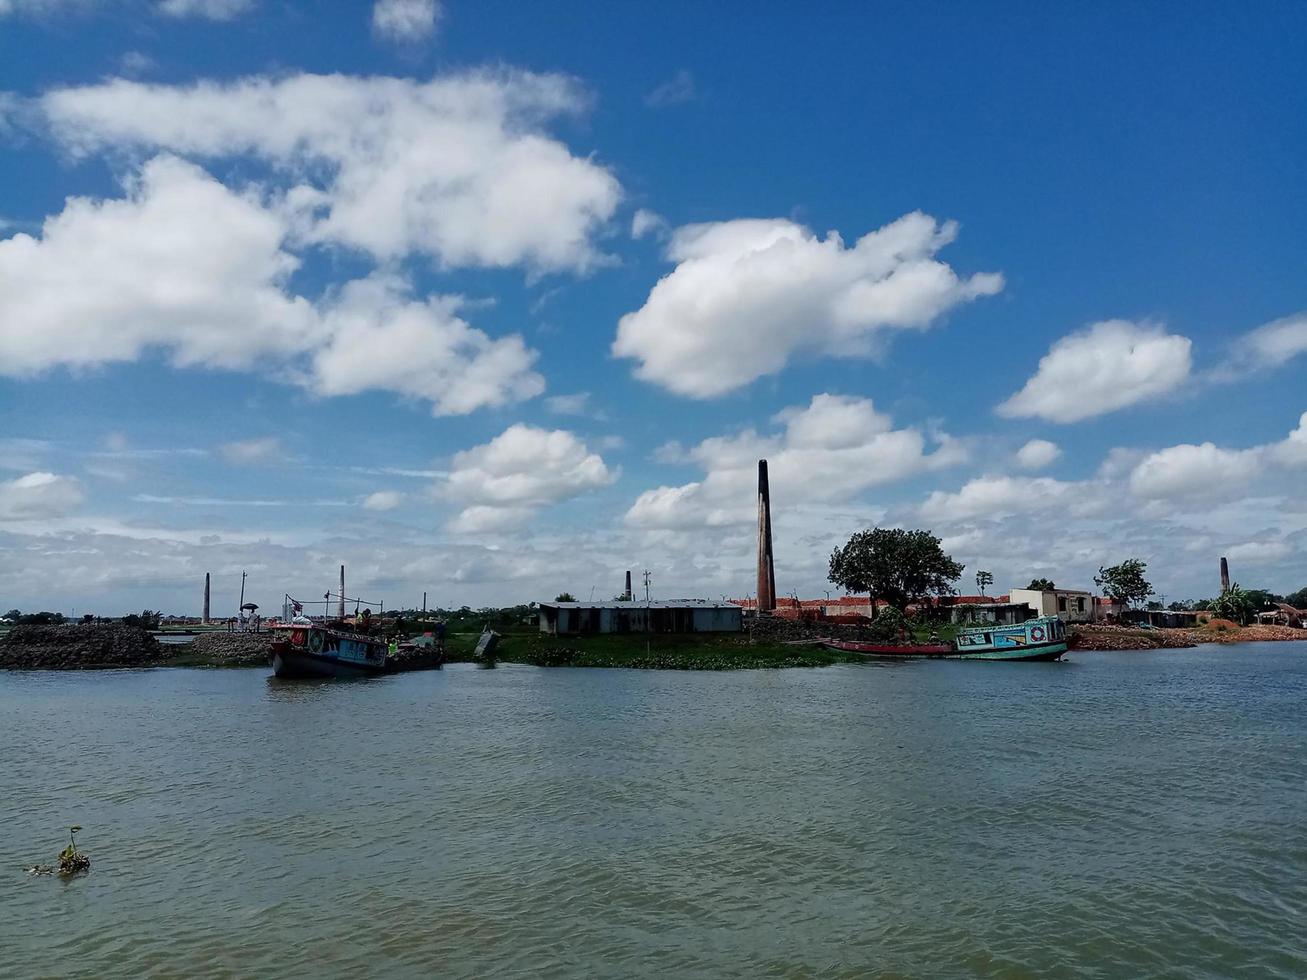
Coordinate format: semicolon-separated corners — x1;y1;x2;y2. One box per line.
269;622;388;678
823;616;1067;662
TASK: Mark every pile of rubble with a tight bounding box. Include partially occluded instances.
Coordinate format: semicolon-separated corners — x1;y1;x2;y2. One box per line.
0;624;168;670
747;615;898;644
180;632;272;667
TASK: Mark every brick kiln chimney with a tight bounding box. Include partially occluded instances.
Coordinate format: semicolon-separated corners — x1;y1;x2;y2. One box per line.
625;570;633;601
1220;556;1230;592
757;459;776;613
203;572;210;624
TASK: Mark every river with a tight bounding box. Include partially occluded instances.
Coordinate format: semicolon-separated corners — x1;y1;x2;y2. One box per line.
4;644;1305;978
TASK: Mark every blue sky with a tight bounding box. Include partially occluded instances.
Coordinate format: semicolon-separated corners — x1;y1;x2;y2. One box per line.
2;0;1305;616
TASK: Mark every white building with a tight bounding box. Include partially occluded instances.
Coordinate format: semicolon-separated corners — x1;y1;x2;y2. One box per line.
1009;588;1094;623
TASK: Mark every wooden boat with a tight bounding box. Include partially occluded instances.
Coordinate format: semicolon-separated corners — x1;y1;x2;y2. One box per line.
824;616;1068;662
268;622;388;678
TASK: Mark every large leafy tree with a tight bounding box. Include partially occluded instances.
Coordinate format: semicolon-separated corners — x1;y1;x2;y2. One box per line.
975;570;993;596
829;528;964;610
1286;587;1307;610
1026;578;1056;591
1094;559;1153;607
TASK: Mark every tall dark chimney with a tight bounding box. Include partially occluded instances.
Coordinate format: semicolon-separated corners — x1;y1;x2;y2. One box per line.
1220;556;1230;592
339;564;346;619
203;572;210;624
757;459;776;613
625;570;633;601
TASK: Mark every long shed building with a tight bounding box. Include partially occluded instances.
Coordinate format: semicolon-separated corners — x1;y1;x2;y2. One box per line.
538;600;743;635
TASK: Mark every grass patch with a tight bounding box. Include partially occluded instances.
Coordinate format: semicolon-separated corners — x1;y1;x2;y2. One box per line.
490;631;864;670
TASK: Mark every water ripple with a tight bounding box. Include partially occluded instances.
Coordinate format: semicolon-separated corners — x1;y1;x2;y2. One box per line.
4;648;1306;978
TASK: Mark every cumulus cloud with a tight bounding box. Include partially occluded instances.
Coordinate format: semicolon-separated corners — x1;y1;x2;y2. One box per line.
626;394;965;529
309;275;544;416
631;208;668;240
157;0;253;19
613;213;1002;397
997;320;1192;423
1015;439;1061;469
919;475;1084;522
0;157;544;415
1271;411;1307;466
372;0;438;42
362;490;404;511
0;471;83;520
443;425;616;532
1128;442;1263;500
40;70;621;273
0;155;316;375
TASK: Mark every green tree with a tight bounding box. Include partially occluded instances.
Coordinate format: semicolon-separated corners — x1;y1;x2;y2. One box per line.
1167;600;1193;611
1210;584;1256;625
554;593;577;603
1286;587;1307;610
3;608;21;621
828;527;964;611
1026;578;1056;591
1094;559;1153;608
1242;589;1281;612
975;570;993;596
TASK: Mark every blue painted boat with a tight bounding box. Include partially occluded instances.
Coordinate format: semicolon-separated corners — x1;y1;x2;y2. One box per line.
824;616;1068;661
269;623;388;678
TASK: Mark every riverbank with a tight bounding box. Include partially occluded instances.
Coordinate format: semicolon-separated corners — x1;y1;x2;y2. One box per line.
1071;622;1307;650
0;622;861;671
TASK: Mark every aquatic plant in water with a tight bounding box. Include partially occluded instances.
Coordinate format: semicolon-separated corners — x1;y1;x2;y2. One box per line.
29;826;90;876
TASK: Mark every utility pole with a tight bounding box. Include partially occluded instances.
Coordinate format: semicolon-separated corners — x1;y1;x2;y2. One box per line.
643;570;651;603
239;571;246;611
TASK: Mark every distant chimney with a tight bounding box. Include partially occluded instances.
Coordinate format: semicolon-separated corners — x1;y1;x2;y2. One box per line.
339;564;346;619
757;460;776;613
625;570;633;601
203;572;210;624
1220;556;1230;592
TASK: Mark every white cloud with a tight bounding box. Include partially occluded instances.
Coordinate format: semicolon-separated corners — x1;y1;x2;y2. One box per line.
362;490;404;511
0;0;93;16
613;213;1002;397
156;0;253;19
219;436;282;465
1223;540;1293;564
645;69;697;108
997;320;1192;423
0;155;317;375
1128;442;1263;500
372;0;439;42
0;157;544;415
1271;411;1307;466
631;208;668;240
919;475;1082;522
41;70;621;273
1015;438;1061;469
309;275;544;416
544;392;593;416
627;394;964;529
1218;312;1307;379
0;471;83;520
443;425;616;531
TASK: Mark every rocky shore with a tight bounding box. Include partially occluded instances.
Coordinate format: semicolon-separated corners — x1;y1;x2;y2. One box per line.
171;632;272;667
0;624;169;670
1070;622;1307;651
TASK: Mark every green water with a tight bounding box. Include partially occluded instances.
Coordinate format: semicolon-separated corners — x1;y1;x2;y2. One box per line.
4;645;1305;978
